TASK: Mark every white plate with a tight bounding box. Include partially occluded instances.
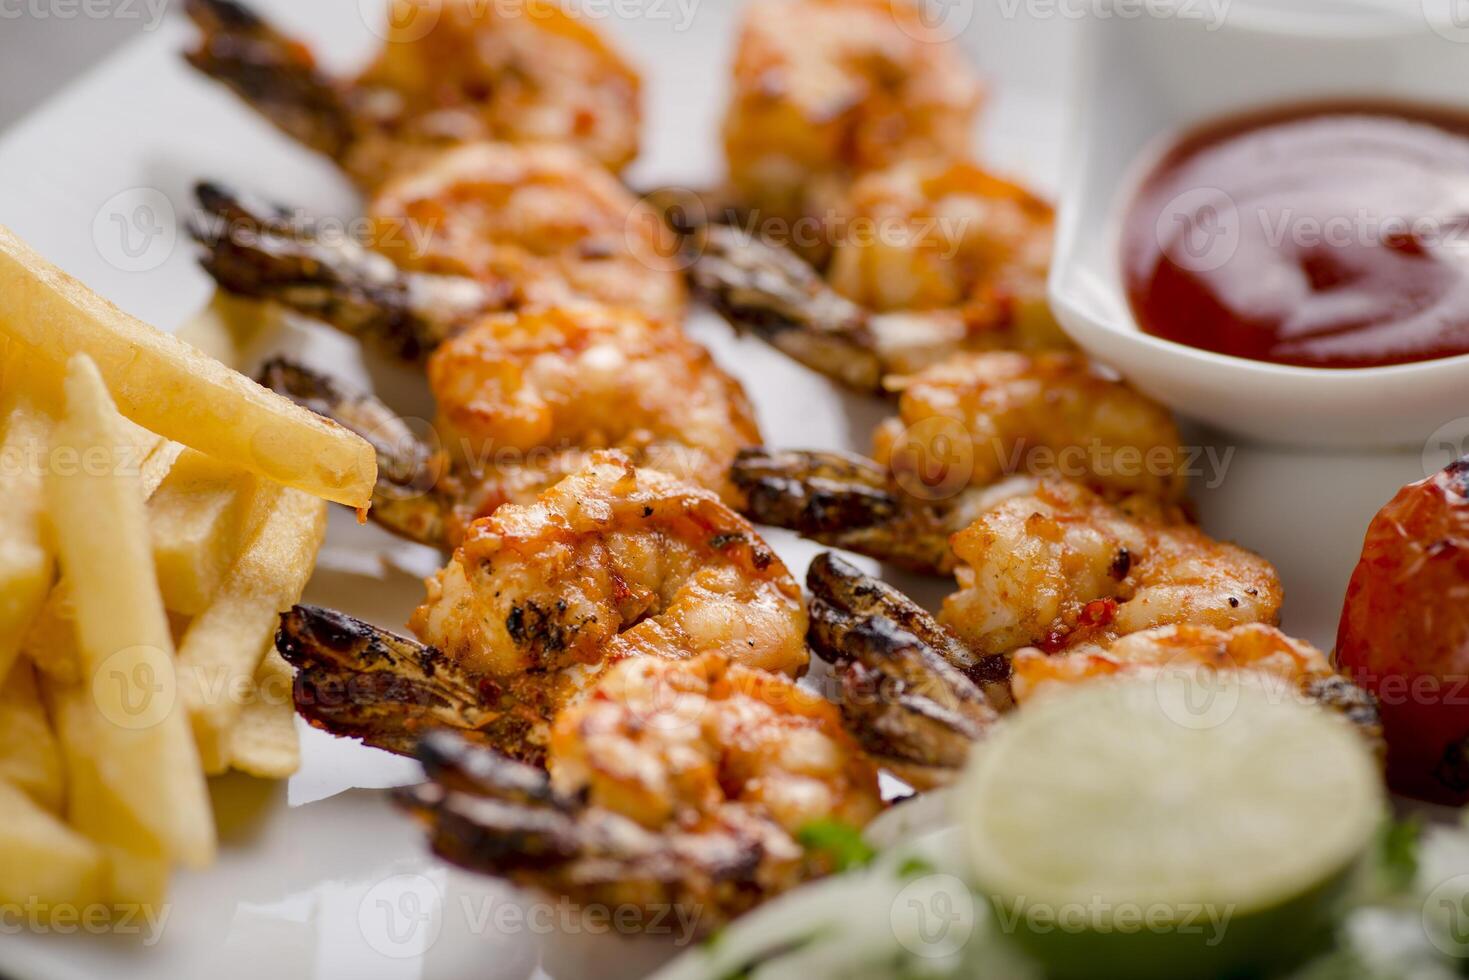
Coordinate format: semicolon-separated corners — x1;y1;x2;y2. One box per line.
0;3;1438;978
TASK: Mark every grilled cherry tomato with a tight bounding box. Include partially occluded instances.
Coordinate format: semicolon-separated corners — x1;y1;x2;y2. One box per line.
1337;457;1469;803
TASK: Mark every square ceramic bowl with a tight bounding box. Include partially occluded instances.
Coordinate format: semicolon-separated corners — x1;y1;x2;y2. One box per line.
1049;0;1469;449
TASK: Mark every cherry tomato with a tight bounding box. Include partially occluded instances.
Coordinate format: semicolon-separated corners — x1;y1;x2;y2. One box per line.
1337;458;1469;803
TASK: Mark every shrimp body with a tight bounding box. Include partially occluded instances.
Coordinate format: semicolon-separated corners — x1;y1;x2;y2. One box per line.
186;0;641;189
944;480;1281;656
397;652;881;931
723;0;982;238
409;455;809;756
356;0;641;177
873;351;1187;504
552;652;883;839
427;303;761;516
368;142;686;325
828;161;1063;351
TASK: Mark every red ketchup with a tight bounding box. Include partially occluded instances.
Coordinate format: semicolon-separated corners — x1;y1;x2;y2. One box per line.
1123;102;1469;369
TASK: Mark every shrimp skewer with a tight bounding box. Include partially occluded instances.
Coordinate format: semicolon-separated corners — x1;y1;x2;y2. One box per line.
281;454;810;765
185;0;642;187
193;141;687;357
397;650;885;933
722;0;984;251
732;352;1188;573
807;553;1380;786
194;183;500;361
258;295;761;547
687;160;1067;391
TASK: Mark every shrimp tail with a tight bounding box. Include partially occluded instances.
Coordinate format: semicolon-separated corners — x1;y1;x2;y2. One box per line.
183;0;359;161
276;605;538;761
258;358;463;548
191;181;498;361
394;731;765;932
692;224;886;392
806;553;1003;789
731;448;955;574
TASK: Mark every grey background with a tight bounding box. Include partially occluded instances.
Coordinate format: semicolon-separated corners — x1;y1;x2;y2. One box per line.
0;11;156;129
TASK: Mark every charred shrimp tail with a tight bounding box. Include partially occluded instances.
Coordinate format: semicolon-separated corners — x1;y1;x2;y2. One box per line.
276;605;534;761
732;447;956;575
395;731;765;931
192;181;499;362
806;553;1003;788
184;0;358;161
259;358;462;548
693;224;886;392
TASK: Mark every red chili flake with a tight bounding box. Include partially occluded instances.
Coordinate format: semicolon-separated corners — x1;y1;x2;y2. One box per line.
1078;598;1119;629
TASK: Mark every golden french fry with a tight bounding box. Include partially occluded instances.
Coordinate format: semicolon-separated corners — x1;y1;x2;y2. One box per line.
0;225;376;508
228;651;301;780
0;383;56;682
0;662;64;813
180;489;327;773
47;354;215;869
41;678;172;907
148;450;282;617
20;585;81;686
0;778;106;907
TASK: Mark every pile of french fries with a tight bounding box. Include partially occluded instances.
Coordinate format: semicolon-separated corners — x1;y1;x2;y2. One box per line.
0;225;376;916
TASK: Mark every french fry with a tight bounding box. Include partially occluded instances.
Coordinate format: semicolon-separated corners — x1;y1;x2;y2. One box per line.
20;586;81;686
41;678;172;908
0;383;56;682
0;225;376;508
0;778;106;908
228;651;301;780
148;450;282;616
47;354;215;869
180;489;327;773
0;662;64;813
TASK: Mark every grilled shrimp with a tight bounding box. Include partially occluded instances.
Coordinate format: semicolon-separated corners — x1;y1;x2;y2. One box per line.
426;303;760;510
412;454;808;702
806;555;1376;784
733;351;1187;573
365;142;686;325
806;553;1000;789
722;0;982;246
280;453;809;763
689;211;1064;393
827;161;1058;333
259;301;760;547
1012;623;1381;740
193;144;686;360
185;0;641;188
944;480;1280;656
397;651;882;932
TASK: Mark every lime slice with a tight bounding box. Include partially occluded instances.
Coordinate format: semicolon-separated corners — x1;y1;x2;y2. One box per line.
958;674;1385;980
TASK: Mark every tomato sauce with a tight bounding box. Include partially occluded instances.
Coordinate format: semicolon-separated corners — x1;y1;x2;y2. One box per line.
1123;102;1469;369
